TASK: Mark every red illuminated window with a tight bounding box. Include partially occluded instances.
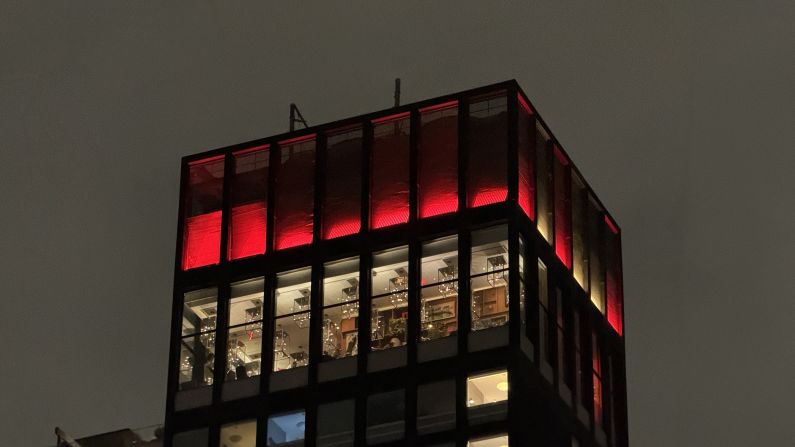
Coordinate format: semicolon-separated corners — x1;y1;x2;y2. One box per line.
592;331;604;427
605;216;624;335
370;113;410;229
274;136;315;250
536;124;554;243
517;94;535;220
418;101;458;218
554;146;572;269
467;93;508;208
323;126;362;239
228;146;268;260
182;156;224;270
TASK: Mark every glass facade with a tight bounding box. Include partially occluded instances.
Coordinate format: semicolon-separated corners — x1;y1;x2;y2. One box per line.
170;82;626;447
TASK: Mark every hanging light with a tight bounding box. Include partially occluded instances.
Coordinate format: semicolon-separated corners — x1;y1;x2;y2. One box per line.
292;289;311;328
437;258;458;297
389;269;408;308
486;255;507;287
340;281;359;320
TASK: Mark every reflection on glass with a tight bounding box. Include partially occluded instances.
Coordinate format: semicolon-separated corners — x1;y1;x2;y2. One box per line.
536;124;553;243
467;370;508;407
173;427;209;447
323;127;362;239
179;288;217;390
267;411;306;446
228;146;268;260
226;278;263;381
420;236;458;341
182;157;224;270
371;247;409;350
417;380;456;434
370;114;410;229
467;93;508;208
418;101;458;218
322;258;360;360
273;268;311;371
220;420;256;447
367;390;405;444
471;226;509;330
317;399;355;447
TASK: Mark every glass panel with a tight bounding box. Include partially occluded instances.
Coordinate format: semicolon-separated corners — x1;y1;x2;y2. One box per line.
228;146;268;260
420;236;459;341
471;226;509;330
371;247;409;350
324;126;362;239
554;146;572;268
182;156;224;270
227;279;263;381
466;370;508;407
317;399;355;447
274;268;312;371
267;411;306;446
468;434;509;447
538;259;553;366
182;288;218;336
417;380;456;434
518;94;535;219
418;101;458;218
179;335;215;390
572;172;588;290
322;258;360;360
536;124;553;243
605;217;623;335
367;390;405;444
173;428;208;447
275;136;315;250
592;331;604;428
220;420;257;447
556;288;569;387
371;113;410;229
588;196;606;312
467;93;507;207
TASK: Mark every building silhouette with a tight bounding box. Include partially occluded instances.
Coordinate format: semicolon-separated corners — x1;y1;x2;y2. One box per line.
166;80;627;447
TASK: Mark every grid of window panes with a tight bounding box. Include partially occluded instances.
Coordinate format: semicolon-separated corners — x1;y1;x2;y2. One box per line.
178;287;218;390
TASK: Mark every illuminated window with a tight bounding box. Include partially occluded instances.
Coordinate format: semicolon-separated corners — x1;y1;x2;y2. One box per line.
178;287;217;390
182;156;224;270
556;288;572;389
317;399;354;447
273;268;311;372
367;389;405;444
605;217;624;335
588;196;606;313
470;226;509;331
370;247;410;350
321;258;360;360
538;259;553;367
420;236;458;342
519;235;527;331
554;146;572;268
467;93;508;208
225;278;264;382
324;126;362;239
572;172;589;290
220;420;256;447
536;124;554;243
518;94;535;219
418;101;458;218
274;136;315;250
267;411;306;446
228;146;268;260
468;434;509;447
592;331;604;428
370;113;410;229
466;370;508;407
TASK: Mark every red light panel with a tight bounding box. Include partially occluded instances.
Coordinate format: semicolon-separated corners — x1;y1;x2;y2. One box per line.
182;211;222;270
228;202;266;260
419;101;458;219
470;187;508;207
371;209;410;230
324;219;361;240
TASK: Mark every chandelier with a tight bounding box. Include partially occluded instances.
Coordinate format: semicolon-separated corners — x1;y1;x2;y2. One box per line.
389;269;408;308
322;316;340;358
292;289;311;328
486;255;507;287
437;259;458;297
199;316;216;348
340;281;359;320
245;303;262;340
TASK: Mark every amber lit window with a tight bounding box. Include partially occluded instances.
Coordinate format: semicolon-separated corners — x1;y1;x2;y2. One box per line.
371;247;410;350
572;172;588;290
466;370;508;407
536;125;554;243
467;93;508;208
179;287;218;390
371;113;410;229
324;126;362;239
468;434;509;447
225;278;264;382
322;258;360;360
273;268;311;371
182;156;224;270
588;196;606;313
605;217;624;335
220;420;256;447
228;146;268;260
418;101;458;218
274;136;315;250
470;226;509;330
420;236;458;342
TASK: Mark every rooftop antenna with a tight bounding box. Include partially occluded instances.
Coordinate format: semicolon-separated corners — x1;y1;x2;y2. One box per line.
289;103;308;132
394;78;401;107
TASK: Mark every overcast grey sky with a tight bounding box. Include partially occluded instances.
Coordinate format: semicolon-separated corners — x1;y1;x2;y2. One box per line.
1;1;793;446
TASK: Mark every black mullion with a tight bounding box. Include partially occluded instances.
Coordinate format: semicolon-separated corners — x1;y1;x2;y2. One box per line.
458;95;468;215
455;228;471;447
266;144;278;255
355;251;371;446
409;109;419;223
259;271;276;402
405;238;420;442
306;260;322;447
361;120;372;233
212;282;230;404
507;84;519;208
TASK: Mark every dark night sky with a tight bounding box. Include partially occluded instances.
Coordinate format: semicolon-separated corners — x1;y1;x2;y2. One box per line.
1;2;793;446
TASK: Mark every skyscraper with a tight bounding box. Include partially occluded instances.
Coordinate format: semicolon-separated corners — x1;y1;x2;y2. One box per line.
166;80;627;447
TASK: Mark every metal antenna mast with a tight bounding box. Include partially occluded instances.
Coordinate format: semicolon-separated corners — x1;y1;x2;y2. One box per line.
289;103;308;132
